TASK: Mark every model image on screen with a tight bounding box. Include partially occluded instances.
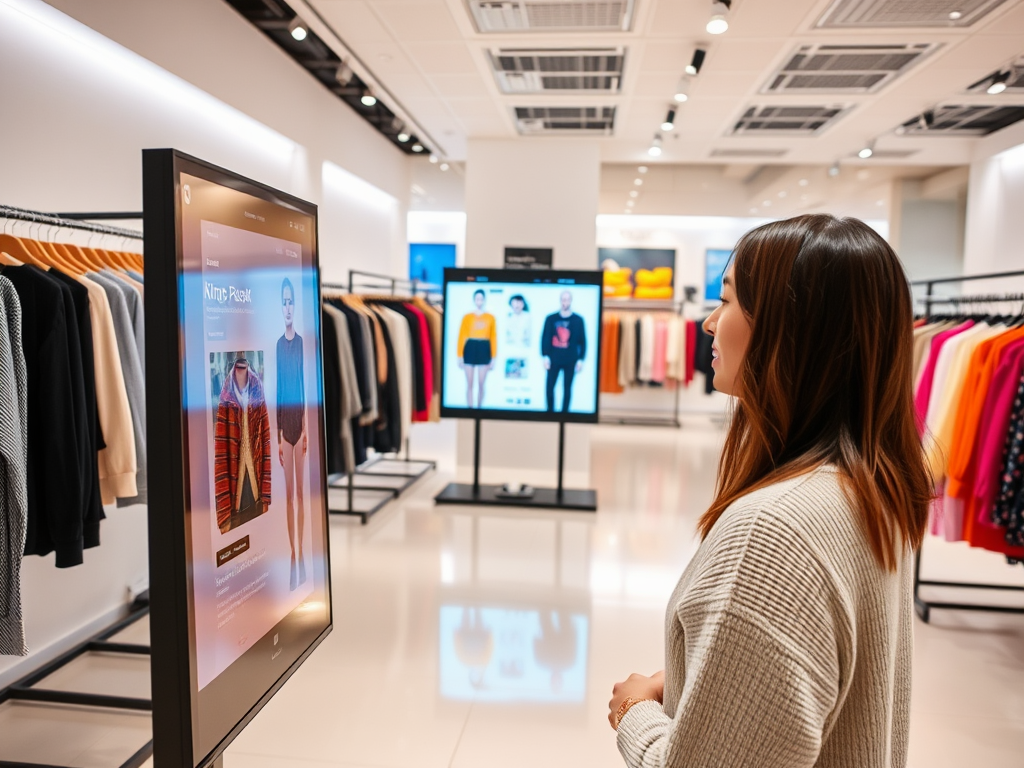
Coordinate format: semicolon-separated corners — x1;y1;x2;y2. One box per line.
541;290;587;413
215;353;272;534
457;289;497;408
276;278;307;592
504;294;531;379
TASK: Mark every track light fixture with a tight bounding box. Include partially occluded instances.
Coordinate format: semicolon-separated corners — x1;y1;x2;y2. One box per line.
288;18;308;41
397;131;411;143
661;107;676;132
411;143;424;153
335;61;354;87
858;140;875;159
673;77;691;103
707;1;731;35
918;110;935;131
988;70;1010;95
361;88;377;107
648;134;663;157
686;48;707;76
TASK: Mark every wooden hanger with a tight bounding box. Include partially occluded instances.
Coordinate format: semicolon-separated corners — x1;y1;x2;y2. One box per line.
0;234;44;267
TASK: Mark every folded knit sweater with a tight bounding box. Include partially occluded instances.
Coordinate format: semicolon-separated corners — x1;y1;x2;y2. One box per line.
617;465;913;768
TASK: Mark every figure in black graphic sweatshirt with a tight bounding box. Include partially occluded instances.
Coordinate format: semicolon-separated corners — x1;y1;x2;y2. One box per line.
541;290;587;413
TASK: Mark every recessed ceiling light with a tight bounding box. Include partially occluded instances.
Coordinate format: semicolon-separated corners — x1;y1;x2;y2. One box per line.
397;132;411;143
778;190;787;198
429;154;438;164
361;88;377;107
627;200;635;207
630;190;638;198
411;143;424;153
288;18;308;41
634;178;643;186
762;200;771;207
948;10;963;20
706;1;730;34
439;163;450;171
858;140;874;159
798;178;809;186
673;77;690;103
638;165;649;173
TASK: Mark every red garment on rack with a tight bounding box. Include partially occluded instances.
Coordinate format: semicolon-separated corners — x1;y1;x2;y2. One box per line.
407;304;433;422
684;320;696;386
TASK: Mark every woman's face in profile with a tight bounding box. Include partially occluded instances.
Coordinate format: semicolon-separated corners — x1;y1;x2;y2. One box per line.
702;266;751;396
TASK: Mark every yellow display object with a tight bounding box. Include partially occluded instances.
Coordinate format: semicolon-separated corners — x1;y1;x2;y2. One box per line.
603;267;632;286
604;283;633;297
635;267;673;287
634;285;673;300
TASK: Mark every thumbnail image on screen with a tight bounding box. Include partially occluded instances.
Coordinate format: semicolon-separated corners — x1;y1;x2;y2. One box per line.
174;168;332;762
440;269;603;423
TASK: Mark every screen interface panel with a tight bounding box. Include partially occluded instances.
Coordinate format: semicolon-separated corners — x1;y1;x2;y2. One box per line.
177;170;331;761
441;269;603;422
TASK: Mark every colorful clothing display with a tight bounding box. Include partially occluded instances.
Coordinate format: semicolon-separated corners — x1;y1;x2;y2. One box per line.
599;309;696;392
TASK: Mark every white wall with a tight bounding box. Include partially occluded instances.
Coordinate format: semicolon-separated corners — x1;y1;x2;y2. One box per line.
457;140;601;482
0;0;410;686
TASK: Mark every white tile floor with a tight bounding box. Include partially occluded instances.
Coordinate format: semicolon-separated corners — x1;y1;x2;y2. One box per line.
3;419;1024;767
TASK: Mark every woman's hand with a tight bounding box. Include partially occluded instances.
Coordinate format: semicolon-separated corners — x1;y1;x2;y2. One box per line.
608;671;665;730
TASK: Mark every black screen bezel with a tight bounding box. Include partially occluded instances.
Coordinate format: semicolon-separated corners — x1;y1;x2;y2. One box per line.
439;267;604;424
144;149;333;768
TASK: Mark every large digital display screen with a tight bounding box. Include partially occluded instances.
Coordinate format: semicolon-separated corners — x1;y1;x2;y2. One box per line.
145;150;332;768
440;268;603;423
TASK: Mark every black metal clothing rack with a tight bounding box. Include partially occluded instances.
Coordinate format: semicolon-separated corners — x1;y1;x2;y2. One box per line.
322;272;437;523
911;269;1024;622
599;299;687;428
0;205;144;240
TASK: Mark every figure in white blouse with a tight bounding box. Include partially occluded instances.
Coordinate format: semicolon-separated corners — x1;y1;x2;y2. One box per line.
505;294;531;348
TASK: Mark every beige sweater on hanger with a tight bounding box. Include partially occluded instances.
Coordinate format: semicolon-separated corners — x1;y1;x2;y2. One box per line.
617;465;913;768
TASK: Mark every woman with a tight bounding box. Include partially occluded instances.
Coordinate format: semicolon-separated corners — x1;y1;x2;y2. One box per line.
609;214;931;767
505;294;531;348
456;289;497;408
276;277;306;592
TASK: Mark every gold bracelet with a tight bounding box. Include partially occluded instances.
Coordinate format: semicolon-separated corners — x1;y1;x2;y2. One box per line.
614;696;650;729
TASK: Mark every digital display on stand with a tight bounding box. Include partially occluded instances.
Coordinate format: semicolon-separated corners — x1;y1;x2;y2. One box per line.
144;150;332;768
440;268;603;423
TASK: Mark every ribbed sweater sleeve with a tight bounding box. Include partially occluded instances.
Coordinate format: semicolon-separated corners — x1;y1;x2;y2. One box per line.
618;468;911;768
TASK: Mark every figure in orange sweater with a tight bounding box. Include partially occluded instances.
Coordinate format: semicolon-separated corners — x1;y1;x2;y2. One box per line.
457;289;497;408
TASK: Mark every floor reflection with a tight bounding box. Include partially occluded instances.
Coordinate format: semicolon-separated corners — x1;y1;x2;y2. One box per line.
440;605;588;703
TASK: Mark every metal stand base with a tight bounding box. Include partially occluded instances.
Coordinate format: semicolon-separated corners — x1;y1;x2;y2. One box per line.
435;482;596;511
913;548;1024;623
434;419;597;513
327;453;437;524
0;600;153;768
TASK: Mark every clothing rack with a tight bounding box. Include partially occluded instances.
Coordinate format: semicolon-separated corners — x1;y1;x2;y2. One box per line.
0;205;151;768
322;275;437;523
911;270;1024;622
0;204;144;240
599;299;686;428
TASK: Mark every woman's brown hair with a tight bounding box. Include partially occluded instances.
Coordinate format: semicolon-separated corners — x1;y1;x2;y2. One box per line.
700;214;931;570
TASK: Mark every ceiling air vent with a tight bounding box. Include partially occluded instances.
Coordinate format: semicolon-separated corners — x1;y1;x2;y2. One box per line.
731;105;849;135
709;148;788;159
490;48;625;93
762;44;939;94
818;0;1010;28
896;104;1024;136
468;0;634;32
514;106;616;134
966;56;1024;95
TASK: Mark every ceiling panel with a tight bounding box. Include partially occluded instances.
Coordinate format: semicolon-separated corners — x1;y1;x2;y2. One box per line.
429;73;494;99
403;41;481;74
315;1;395;44
372;1;465;41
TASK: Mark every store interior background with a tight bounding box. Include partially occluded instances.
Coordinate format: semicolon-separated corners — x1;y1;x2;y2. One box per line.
1;0;1024;765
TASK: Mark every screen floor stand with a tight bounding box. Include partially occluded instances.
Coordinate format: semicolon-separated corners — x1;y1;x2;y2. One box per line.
327;451;437;525
0;599;153;768
434;419;597;512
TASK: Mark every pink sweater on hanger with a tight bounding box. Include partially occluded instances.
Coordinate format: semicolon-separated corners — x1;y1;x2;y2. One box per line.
914;321;974;431
651;318;669;383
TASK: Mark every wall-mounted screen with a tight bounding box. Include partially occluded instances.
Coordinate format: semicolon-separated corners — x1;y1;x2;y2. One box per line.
144;149;332;768
705;248;733;303
440;268;603;423
410;242;456;287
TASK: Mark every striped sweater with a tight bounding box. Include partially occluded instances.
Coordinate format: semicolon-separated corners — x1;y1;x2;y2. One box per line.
214;371;271;532
617;465;913;768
